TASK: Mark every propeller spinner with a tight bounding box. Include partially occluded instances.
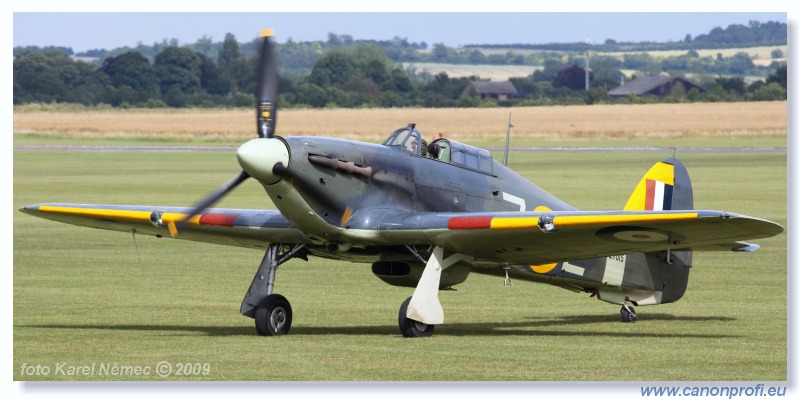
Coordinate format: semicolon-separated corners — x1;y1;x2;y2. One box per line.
176;29;281;233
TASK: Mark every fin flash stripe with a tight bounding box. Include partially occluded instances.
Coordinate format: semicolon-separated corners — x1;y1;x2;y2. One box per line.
625;161;675;211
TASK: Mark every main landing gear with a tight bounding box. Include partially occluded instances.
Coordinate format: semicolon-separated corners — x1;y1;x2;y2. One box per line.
241;243;305;336
398;297;434;338
396;246;471;338
620;304;637;323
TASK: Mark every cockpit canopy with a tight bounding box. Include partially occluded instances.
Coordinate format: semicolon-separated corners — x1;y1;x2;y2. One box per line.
382;126;423;154
383;125;494;175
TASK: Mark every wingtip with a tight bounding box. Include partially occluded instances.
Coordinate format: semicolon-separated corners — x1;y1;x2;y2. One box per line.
733;243;760;252
19;204;38;214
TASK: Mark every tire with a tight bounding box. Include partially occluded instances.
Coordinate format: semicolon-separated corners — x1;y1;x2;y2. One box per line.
398;297;434;338
620;305;637;323
255;294;292;336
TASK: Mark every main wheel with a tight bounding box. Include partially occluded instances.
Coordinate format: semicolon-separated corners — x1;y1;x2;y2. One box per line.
398;297;434;338
255;294;293;336
620;305;637;323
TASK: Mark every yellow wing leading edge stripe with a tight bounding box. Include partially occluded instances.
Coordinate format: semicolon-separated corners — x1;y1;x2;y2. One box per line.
39;205;153;222
551;212;698;228
37;206;201;237
488;212;697;231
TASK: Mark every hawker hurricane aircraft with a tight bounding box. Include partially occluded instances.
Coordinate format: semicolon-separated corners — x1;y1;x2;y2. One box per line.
20;31;783;337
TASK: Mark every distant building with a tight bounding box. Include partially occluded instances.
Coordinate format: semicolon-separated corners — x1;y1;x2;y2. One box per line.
466;80;518;101
608;76;705;98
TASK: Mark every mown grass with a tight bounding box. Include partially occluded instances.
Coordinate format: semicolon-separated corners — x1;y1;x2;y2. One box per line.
13;141;786;381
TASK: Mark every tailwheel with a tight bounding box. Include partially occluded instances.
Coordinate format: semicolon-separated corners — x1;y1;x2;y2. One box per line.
620;305;637;323
398;297;434;338
255;294;293;336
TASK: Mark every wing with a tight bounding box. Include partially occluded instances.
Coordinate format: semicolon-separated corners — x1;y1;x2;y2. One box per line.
365;210;783;265
19;203;313;249
21;204;783;265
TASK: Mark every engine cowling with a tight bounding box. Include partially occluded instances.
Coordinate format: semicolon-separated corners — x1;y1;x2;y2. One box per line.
371;260;470;288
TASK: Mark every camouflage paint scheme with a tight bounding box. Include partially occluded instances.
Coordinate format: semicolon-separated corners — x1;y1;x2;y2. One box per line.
19;31;783;337
21;126;782;316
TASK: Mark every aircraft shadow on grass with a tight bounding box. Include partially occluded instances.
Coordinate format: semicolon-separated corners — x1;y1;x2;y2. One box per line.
21;314;737;338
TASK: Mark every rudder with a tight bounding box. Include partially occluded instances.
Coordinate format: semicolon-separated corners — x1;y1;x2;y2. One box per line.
624;157;693;211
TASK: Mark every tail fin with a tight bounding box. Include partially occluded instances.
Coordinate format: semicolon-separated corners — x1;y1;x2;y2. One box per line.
624;157;693;211
622;157;694;305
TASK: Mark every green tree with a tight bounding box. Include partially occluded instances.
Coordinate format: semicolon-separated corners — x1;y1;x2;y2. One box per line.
295;83;328;107
163;86;187;107
13;50;71;103
387;68;413;93
725;52;756;75
308;52;359;87
532;59;567;82
748;82;786;101
192;35;216;58
198;54;230;95
218;33;249;94
766;63;787;89
13;50;109;105
552;65;590;90
154;46;202;95
431;43;457;62
715;76;747;96
363;59;389;88
100;51;159;103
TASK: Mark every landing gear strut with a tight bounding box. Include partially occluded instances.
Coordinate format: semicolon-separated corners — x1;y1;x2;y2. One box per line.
241;243;305;336
620;304;637;323
397;246;472;338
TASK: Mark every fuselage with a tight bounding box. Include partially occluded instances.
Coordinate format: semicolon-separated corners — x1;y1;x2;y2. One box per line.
269;134;576;233
235;130;691;306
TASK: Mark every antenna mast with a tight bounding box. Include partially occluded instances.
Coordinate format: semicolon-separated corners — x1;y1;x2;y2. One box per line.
503;112;514;166
585;38;590;91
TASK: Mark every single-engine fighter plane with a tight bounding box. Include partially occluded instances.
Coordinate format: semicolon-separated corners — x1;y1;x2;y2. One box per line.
20;31;783;337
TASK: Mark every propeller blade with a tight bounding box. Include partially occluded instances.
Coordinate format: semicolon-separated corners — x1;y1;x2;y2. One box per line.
175;170;250;232
256;28;279;138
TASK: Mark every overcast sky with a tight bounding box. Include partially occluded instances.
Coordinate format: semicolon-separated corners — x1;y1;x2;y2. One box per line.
11;9;789;53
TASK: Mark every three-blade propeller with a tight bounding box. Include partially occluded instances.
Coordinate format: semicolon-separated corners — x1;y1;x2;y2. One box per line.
176;29;279;233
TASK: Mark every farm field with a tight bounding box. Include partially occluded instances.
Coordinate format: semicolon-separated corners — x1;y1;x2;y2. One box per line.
598;45;787;63
471;45;785;58
439;45;785;80
470;45;786;64
12;100;788;381
13;101;787;149
401;62;541;81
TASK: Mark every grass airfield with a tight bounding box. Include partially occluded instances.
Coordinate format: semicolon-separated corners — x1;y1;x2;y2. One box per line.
13;136;786;381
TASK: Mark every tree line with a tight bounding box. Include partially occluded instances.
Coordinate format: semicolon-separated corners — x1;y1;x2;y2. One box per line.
465;20;787;52
14;27;787;109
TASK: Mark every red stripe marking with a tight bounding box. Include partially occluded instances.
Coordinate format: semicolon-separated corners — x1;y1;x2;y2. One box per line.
448;216;493;230
645;179;656;211
199;213;239;227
